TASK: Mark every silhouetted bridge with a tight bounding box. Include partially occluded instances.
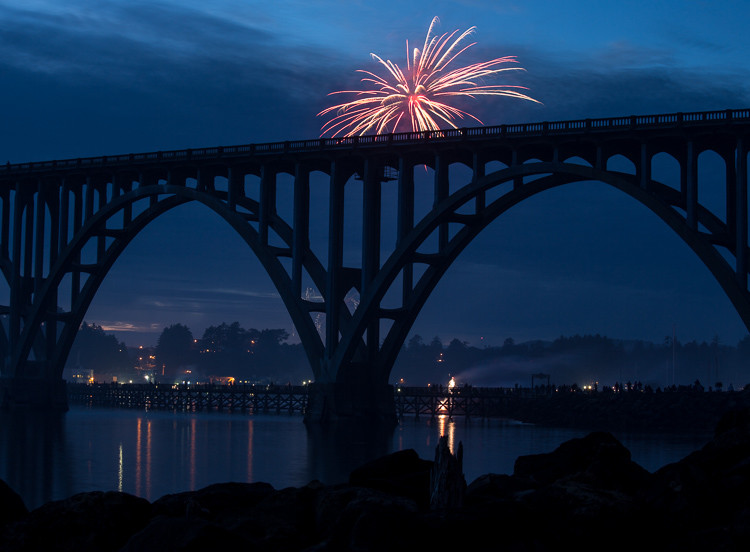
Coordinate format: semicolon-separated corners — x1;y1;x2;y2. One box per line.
2;108;749;423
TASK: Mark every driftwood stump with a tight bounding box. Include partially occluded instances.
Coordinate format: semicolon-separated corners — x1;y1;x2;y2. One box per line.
429;436;466;509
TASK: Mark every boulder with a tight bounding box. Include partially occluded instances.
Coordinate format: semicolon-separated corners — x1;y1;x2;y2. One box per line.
0;479;27;529
465;472;534;503
151;481;276;521
230;482;321;551
315;486;421;552
120;516;252;552
348;448;432;510
646;407;750;526
1;491;150;552
513;431;651;492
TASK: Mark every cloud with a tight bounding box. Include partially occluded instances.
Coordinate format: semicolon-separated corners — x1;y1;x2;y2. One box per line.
0;2;272;77
0;0;346;160
138;288;280;311
0;0;348;105
193;288;281;300
97;321;160;333
465;46;750;126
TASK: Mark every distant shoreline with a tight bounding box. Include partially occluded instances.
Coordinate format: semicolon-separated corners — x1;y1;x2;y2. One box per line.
490;387;750;432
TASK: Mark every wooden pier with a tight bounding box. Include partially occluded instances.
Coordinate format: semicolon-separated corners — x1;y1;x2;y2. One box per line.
394;385;521;419
67;382;527;419
68;383;309;415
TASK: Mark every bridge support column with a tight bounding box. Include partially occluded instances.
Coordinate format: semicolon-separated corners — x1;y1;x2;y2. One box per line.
737;138;748;286
435;154;449;249
304;381;397;426
0;378;68;411
639;142;651;190
472;152;486;211
686;140;698;230
397;158;414;304
325;163;346;356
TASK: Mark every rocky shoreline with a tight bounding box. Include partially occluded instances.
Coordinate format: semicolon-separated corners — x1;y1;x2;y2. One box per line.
2;406;750;551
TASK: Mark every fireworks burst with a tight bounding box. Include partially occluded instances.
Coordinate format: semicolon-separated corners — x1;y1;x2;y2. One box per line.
318;17;539;137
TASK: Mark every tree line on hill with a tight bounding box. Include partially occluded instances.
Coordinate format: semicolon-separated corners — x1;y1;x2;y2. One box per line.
393;334;750;390
156;321;306;382
65;322;750;389
65;322;309;384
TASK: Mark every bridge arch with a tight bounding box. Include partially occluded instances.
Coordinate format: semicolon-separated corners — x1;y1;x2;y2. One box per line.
333;160;750;388
7;180;335;385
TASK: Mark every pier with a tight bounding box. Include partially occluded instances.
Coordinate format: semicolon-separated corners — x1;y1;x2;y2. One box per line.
67;382;521;418
65;382;750;432
67;383;310;415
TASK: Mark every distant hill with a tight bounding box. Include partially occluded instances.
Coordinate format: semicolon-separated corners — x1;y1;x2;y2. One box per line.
391;334;750;390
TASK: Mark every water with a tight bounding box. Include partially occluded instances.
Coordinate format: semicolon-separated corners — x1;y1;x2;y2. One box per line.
0;405;712;510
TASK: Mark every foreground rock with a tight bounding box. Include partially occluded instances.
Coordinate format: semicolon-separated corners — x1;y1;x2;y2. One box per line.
3;409;750;551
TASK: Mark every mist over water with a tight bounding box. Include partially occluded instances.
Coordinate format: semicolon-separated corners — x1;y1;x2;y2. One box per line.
0;406;711;511
451;353;586;388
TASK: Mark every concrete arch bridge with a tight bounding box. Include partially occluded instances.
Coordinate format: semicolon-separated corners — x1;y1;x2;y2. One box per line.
1;108;748;422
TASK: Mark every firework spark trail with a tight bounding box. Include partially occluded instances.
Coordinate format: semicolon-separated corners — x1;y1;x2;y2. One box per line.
318;17;540;137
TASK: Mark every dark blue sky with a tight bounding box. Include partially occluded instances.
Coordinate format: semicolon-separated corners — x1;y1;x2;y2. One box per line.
1;0;749;348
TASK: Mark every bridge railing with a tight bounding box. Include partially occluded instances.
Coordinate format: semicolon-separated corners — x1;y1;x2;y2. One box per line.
5;108;750;175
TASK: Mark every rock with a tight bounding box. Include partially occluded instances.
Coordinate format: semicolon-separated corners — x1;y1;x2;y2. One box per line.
474;433;649;549
348;448;432;510
0;478;28;529
231;482;321;551
712;406;750;449
465;472;534;504
315;486;421;552
513;431;651;492
151;481;276;521
129;481;323;552
646;407;750;526
120;516;252;552
1;491;150;552
314;485;385;536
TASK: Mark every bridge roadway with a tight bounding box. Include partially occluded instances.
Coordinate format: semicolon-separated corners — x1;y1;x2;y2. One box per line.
6;109;748;173
2;107;749;423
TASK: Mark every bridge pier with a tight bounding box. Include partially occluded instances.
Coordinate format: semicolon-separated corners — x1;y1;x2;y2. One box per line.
304;382;397;426
0;378;68;411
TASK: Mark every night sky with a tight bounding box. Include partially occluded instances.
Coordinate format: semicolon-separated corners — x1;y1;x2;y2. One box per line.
2;0;749;349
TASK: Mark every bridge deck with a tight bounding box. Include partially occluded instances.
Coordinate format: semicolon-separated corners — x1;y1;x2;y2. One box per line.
5;108;749;174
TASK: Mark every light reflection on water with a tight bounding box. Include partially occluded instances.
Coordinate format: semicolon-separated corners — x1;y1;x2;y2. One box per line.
0;406;712;510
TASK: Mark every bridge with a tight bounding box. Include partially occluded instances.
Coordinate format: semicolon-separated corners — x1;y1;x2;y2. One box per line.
1;108;749;423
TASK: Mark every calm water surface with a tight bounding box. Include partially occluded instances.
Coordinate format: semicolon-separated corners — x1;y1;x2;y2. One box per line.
0;406;712;510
